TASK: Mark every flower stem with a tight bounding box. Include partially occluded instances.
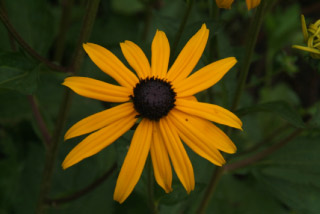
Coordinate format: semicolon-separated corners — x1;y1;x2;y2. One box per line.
147;157;158;214
233;124;289;158
170;0;194;64
224;128;303;172
27;95;52;147
70;0;100;73
53;0;75;63
46;163;117;206
231;1;269;112
196;166;224;214
35;1;100;213
0;6;68;73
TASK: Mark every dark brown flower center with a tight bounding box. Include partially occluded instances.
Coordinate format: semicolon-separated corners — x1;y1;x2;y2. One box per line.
131;77;176;121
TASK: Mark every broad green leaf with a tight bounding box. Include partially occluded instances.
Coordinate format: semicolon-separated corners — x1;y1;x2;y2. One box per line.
3;0;57;55
252;135;320;214
237;101;305;128
0;52;39;94
199;174;288;214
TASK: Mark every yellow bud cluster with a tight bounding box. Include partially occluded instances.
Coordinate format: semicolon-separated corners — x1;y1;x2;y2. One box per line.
293;15;320;59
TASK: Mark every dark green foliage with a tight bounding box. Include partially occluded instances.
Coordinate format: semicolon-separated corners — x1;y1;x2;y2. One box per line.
0;0;319;213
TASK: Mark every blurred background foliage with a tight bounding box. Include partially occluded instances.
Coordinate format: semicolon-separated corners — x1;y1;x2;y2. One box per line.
0;0;320;213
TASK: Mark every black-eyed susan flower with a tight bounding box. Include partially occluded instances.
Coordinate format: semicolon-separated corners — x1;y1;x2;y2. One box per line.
292;15;320;59
62;24;242;203
216;0;261;10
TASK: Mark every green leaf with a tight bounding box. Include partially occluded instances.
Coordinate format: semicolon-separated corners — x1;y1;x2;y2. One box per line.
0;52;39;94
201;174;287;214
237;101;305;128
252;135;320;214
111;0;144;15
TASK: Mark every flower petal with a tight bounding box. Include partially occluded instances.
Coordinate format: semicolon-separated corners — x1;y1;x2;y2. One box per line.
170;109;236;154
167;24;209;83
246;0;261;10
168;112;225;165
83;43;139;88
63;77;132;102
159;117;194;193
65;103;136;140
215;0;234;9
151;30;170;78
175;99;242;130
62;114;137;169
114;119;153;203
174;57;237;97
150;121;172;193
120;41;151;79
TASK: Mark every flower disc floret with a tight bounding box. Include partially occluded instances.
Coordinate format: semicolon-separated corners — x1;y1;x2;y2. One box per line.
132;77;176;121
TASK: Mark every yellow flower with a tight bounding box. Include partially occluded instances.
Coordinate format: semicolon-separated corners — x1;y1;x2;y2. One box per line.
215;0;261;10
292;15;320;59
62;24;242;203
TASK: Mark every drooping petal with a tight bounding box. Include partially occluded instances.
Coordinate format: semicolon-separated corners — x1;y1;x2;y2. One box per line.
168;111;226;166
63;77;132;102
151;30;170;78
175;99;242;130
150;122;172;193
120;41;151;79
62;114;137;169
174;57;237;97
170;109;236;154
215;0;234;9
159;118;195;193
114;119;153;203
83;43;139;88
246;0;261;10
65;103;136;140
167;24;209;83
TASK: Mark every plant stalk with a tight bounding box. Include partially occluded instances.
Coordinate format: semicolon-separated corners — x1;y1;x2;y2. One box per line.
35;0;100;213
231;1;269;112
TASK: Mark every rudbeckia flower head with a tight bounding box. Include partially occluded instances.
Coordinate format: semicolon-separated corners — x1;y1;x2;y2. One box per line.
216;0;261;10
292;15;320;59
62;24;242;203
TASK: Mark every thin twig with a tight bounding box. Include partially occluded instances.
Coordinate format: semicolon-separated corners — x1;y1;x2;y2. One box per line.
230;0;269;112
234;124;289;157
53;0;74;62
27;95;52;147
224;128;303;172
170;0;194;64
196;167;224;214
69;0;100;73
46;163;117;206
36;1;101;213
0;7;69;73
197;2;272;213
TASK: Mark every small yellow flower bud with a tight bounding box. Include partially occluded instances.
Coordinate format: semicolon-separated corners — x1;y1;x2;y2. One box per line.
292;15;320;59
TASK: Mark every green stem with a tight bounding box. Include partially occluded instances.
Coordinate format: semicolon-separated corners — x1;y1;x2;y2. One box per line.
0;6;68;73
231;1;269;112
46;163;117;206
35;90;72;214
224;128;303;172
170;0;194;64
27;95;52;147
196;167;224;214
142;0;153;41
53;0;74;62
233;124;289;158
35;1;100;213
70;0;100;73
147;157;158;214
209;0;220;61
